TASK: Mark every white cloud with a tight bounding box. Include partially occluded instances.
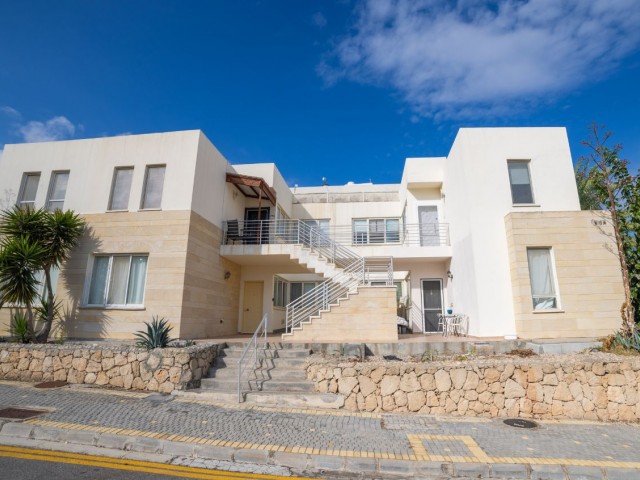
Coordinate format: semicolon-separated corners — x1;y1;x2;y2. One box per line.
312;12;327;28
0;106;21;119
18;116;76;143
319;0;640;119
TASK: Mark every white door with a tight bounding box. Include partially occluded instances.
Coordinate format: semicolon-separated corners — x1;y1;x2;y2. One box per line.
419;206;439;246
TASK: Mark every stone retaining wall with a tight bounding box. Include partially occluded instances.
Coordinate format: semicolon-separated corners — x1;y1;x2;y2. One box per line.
306;353;640;421
0;342;218;393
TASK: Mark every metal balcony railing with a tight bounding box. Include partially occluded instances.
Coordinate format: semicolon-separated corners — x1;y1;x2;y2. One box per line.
222;220;450;248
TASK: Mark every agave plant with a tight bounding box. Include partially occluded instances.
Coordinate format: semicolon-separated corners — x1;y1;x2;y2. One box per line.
10;311;30;343
134;316;174;349
612;328;640;353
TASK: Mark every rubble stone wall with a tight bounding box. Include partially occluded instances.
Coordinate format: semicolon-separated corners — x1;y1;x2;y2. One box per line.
0;343;218;393
306;353;640;422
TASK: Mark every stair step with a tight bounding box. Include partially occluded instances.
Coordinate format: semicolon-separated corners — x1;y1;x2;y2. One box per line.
175;391;345;409
213;357;308;370
208;366;308;381
219;348;311;359
201;378;315;393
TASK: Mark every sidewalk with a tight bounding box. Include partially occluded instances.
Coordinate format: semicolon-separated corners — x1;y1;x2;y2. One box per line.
0;380;639;479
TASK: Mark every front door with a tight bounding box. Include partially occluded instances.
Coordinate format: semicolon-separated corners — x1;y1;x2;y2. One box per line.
244;208;270;244
418;206;439;246
242;281;264;333
421;279;443;333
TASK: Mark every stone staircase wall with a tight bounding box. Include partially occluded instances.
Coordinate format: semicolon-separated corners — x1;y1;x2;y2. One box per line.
284;287;398;343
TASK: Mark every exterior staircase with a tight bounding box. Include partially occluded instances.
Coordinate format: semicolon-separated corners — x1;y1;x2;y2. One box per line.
185;342;344;409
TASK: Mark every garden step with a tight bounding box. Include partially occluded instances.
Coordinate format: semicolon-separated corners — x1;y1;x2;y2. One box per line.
208;366;308;381
213;356;308;370
200;377;315;393
176;391;345;409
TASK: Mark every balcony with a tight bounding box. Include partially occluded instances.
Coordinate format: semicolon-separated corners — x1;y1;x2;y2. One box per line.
220;220;451;262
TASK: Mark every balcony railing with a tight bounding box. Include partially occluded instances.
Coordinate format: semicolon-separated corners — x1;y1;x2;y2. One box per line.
223;220;450;247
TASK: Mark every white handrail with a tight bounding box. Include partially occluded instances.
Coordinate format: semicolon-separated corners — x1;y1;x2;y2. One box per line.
237;313;268;402
222;220;451;247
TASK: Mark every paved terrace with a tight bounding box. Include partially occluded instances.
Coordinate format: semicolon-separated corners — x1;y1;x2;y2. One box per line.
0;380;638;479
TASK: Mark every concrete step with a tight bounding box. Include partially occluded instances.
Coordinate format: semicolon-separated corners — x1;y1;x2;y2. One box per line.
201;377;315;393
213;356;308;370
175;390;345;409
219;348;311;359
208;366;308;381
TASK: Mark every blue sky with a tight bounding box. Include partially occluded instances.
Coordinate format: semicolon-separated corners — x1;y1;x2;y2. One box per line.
1;0;639;186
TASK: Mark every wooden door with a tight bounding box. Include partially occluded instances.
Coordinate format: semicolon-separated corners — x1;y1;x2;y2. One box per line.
242;281;264;333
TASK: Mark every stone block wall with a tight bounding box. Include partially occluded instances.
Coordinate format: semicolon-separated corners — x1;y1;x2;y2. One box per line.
0;343;218;393
306;353;640;422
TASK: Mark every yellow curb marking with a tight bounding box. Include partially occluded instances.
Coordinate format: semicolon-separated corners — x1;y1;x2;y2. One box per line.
406;434;640;469
0;445;313;479
21;418;640;469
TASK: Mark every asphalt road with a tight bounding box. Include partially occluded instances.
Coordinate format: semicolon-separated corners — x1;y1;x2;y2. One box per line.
0;445;313;480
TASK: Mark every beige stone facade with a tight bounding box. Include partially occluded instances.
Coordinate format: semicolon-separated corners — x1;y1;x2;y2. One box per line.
284;287;398;343
505;211;624;339
0;210;240;340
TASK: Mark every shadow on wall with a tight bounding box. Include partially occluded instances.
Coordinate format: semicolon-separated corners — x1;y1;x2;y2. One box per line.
60;226;111;341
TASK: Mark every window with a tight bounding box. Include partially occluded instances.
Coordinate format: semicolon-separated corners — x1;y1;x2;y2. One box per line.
289;282;317;303
108;167;133;211
46;171;69;211
17;173;41;208
35;267;60;298
87;255;148;307
275;205;290;237
526;248;559;311
352;218;400;244
141;165;166;209
508;161;534;204
273;277;286;307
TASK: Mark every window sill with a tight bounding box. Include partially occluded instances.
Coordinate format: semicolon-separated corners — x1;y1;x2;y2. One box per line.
512;204;541;208
106;209;130;213
532;309;565;314
138;208;162;212
80;305;146;311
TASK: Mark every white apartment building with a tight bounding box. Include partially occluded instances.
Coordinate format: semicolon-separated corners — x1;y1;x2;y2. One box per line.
0;128;624;342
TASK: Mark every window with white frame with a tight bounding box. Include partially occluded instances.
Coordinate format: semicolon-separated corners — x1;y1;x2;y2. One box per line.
352;218;400;244
17;173;41;208
273;277;286;307
289;282;317;303
272;277;318;306
508;160;534;204
35;267;60;298
87;255;148;307
108;167;134;211
275;205;290;237
526;247;559;310
4;267;59;307
46;171;69;211
140;165;166;210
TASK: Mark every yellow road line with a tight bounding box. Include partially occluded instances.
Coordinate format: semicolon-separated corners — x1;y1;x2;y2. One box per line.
0;445;313;480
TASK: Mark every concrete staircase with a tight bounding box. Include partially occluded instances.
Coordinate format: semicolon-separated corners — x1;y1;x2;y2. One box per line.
282;286;398;343
289;244;342;278
183;342;344;409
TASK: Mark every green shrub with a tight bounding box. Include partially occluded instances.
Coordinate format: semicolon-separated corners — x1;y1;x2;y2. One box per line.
10;311;30;343
602;329;640;354
134;316;174;349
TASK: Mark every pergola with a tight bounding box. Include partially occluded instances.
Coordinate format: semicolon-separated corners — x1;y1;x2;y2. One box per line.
225;173;277;218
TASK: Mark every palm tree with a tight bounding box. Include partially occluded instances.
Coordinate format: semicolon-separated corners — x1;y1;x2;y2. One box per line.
0;206;85;342
0;236;47;341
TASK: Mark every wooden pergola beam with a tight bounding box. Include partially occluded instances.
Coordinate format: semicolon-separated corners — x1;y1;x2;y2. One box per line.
226;173;277;205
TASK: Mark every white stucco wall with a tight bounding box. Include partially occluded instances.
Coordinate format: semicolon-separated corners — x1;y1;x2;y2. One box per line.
443;127;580;337
0;131;202;215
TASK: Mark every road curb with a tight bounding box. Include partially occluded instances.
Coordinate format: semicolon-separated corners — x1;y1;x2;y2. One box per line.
1;421;634;479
